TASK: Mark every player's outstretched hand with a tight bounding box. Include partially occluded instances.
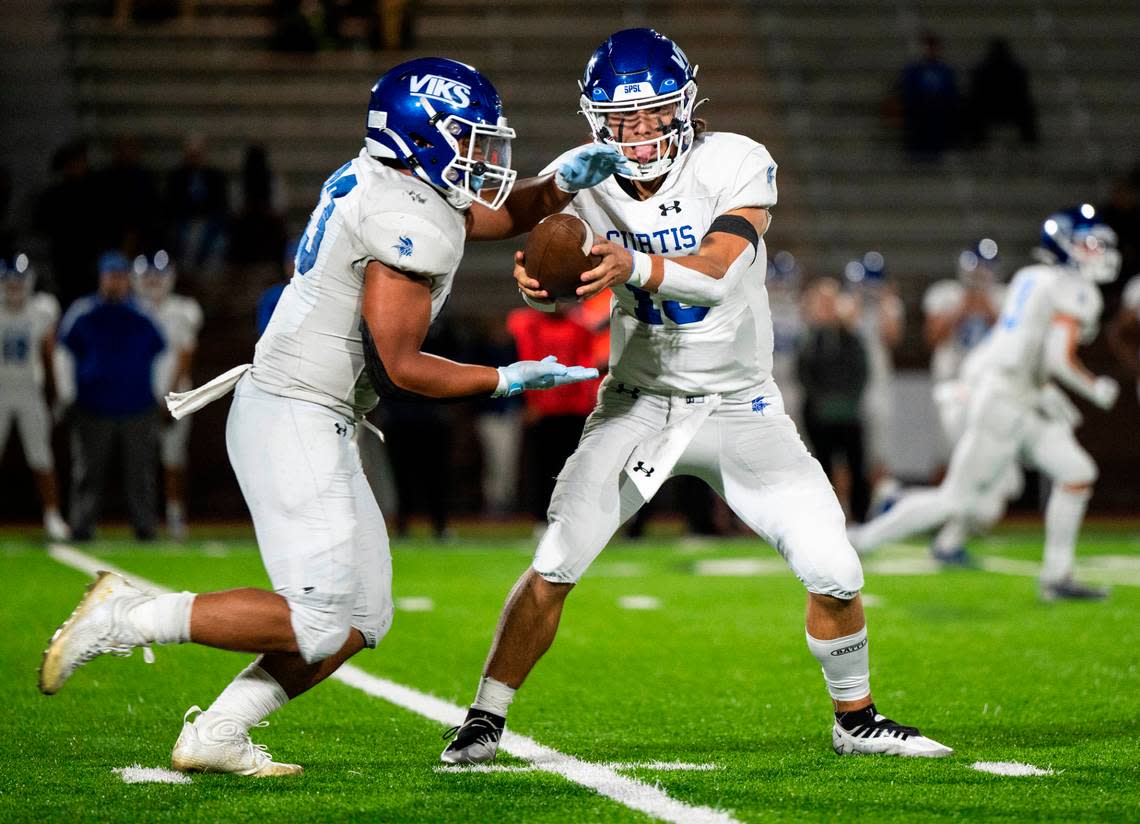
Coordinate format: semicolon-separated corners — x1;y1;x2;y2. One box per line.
495;355;599;397
578;239;634;299
555;145;629;193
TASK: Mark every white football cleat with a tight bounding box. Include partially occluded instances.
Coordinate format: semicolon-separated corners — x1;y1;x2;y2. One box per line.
832;709;953;758
172;707;303;777
39;570;152;695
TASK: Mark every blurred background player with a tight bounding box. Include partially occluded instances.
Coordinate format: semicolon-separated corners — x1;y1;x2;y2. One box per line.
845;252;904;512
0;253;68;540
256;238;297;338
797;277;870;521
54;250;167;542
850;205;1121;600
39;57;607;777
134;250;203;540
922;238;1005;473
1108;272;1140;401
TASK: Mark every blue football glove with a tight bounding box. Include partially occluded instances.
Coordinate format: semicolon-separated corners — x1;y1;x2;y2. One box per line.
494;355;599;397
554;144;629;193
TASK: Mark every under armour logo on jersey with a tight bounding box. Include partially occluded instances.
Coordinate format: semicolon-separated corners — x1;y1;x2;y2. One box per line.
632;461;655;477
335;422;348;436
394;235;414;259
751;395;770;414
409;74;472;108
405;189;426;204
659;201;682;216
615;382;641;399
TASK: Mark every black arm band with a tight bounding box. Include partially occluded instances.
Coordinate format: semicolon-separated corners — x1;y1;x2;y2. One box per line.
704;214;759;252
359;317;489;404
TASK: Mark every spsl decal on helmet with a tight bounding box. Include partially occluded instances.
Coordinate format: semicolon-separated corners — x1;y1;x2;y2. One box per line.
1039;203;1121;284
579;28;700;181
365;57;517;211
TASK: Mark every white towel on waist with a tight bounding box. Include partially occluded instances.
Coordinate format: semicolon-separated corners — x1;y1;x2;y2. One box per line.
165;363;251;420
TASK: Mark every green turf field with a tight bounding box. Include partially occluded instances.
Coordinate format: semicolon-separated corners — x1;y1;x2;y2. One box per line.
2;526;1138;822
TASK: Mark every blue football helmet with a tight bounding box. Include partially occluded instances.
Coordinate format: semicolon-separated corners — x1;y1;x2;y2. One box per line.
956;237;1001;286
365;57;516;210
579;28;700;181
0;253;35;305
844;251;886;287
1039;203;1120;283
131;249;176;302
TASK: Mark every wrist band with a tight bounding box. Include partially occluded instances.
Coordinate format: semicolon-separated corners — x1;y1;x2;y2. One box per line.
628;250;652;288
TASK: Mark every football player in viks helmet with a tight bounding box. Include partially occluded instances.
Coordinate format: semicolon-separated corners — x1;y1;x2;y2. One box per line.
38;56;615;776
0;253;68;541
445;29;952;766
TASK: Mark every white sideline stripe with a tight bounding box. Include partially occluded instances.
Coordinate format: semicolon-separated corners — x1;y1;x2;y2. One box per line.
618;595;661;610
609;761;719;771
395;596;435;612
435;764;535;774
113;765;192;784
972;761;1054;777
47;544;740;824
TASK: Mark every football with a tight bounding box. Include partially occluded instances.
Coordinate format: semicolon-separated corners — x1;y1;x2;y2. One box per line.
523;213;600;300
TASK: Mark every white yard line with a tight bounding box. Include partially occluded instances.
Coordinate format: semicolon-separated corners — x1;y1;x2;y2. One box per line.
46;544;740;824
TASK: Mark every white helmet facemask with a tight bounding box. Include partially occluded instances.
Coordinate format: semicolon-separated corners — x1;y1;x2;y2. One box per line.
579;80;699;181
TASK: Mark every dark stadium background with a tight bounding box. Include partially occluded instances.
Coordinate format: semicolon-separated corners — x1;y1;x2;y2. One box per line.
1;0;1138;524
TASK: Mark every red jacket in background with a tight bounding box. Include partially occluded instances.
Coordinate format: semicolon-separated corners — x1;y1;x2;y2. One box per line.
507;307;600;418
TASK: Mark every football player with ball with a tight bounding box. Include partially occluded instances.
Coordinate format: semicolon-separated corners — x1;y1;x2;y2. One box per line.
443;28;950;764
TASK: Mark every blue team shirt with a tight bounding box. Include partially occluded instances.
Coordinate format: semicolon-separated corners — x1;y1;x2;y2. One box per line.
58;294;166;416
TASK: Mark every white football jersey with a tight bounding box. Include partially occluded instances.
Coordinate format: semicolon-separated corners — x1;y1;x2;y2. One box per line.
253;149;465;417
973;264;1101;394
544;132;778;396
147;293;203;392
922;278;1006;382
0;293;60;390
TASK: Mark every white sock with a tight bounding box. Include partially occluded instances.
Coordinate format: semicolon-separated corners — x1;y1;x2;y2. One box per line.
128;592;195;644
1041;486;1090;585
471;676;516;718
199;662;289;736
806;627;871;702
853;488;952;551
167;500;186;523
